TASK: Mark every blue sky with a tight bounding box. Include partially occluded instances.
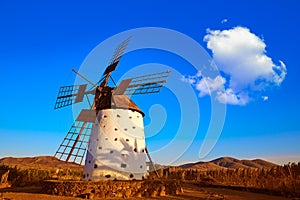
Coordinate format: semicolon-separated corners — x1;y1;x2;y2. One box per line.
0;0;299;165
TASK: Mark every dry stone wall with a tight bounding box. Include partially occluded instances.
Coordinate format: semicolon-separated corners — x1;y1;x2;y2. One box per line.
41;180;182;198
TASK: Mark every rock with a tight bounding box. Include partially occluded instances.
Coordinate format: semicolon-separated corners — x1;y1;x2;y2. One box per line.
116;192;123;198
160;190;166;196
144;191;150;197
176;186;183;195
151;190;158;197
88;193;94;199
125;189;131;197
135;192;142;197
53;187;58;195
98;190;105;198
180;186;184;193
41;179;183;198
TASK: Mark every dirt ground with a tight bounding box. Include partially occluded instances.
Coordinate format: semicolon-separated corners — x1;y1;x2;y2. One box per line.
0;183;293;200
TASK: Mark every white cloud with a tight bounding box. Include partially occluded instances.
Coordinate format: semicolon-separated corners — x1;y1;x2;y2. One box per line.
217;89;250;105
221;19;228;24
186;26;287;105
262;96;269;101
181;71;202;85
195;76;226;97
182;74;226;97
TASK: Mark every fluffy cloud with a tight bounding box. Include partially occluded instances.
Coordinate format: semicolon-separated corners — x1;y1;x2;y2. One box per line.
185;26;287;105
216;89;250;105
221;19;228;24
262;96;269;101
182;73;226;97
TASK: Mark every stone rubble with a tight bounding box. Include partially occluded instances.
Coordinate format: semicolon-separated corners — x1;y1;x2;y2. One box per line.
41;180;182;198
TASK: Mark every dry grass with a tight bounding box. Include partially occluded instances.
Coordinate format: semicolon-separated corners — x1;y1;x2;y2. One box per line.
151;162;300;197
0;156;299;198
0;165;82;187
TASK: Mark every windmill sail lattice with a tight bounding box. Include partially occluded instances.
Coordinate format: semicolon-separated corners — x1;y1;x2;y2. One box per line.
54;84;88;109
124;70;171;95
54;110;95;164
109;37;131;65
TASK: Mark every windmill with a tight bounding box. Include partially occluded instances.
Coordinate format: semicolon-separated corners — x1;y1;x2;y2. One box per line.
53;38;170;180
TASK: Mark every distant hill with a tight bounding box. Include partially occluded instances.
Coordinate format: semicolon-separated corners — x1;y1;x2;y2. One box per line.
0;156;83;170
179;157;278;170
0;156;278;171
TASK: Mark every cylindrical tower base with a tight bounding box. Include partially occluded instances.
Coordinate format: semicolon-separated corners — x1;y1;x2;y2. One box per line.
83;108;147;180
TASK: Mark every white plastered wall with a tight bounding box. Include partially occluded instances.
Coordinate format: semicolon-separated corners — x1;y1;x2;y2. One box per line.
83;108;147;180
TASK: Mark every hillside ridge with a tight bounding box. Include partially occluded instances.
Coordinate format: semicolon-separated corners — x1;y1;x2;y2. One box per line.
0;156;83;170
0;156;278;171
179;156;278;170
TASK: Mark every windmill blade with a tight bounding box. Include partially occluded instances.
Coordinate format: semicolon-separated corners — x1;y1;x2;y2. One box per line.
109;37;131;64
54;84;88;109
102;61;119;75
103;37;131;75
54;109;96;164
120;70;171;95
114;78;133;95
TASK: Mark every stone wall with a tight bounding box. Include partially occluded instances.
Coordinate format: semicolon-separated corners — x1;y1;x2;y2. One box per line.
41;180;182;198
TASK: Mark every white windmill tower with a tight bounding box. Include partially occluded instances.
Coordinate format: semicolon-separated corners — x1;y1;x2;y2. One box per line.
53;38;170;180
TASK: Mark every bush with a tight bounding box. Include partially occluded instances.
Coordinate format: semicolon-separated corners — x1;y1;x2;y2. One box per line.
0;165;82;187
154;163;300;197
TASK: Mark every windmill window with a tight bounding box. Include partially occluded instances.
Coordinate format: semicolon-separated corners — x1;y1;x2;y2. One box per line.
103;115;107;118
87;174;89;177
140;165;143;169
103;125;106;128
126;139;129;142
133;148;137;152
105;137;108;140
114;138;118;141
110;150;114;154
88;160;91;164
114;128;118;131
129;116;132;119
124;128;127;131
105;174;111;178
94;164;98;168
129;174;134;178
98;147;102;150
121;163;127;168
137;116;140;118
117;114;121;118
141;149;145;153
132;126;136;129
83;174;86;178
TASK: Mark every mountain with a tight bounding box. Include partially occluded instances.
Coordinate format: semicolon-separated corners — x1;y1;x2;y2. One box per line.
0;156;278;171
0;156;83;170
179;157;278;170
